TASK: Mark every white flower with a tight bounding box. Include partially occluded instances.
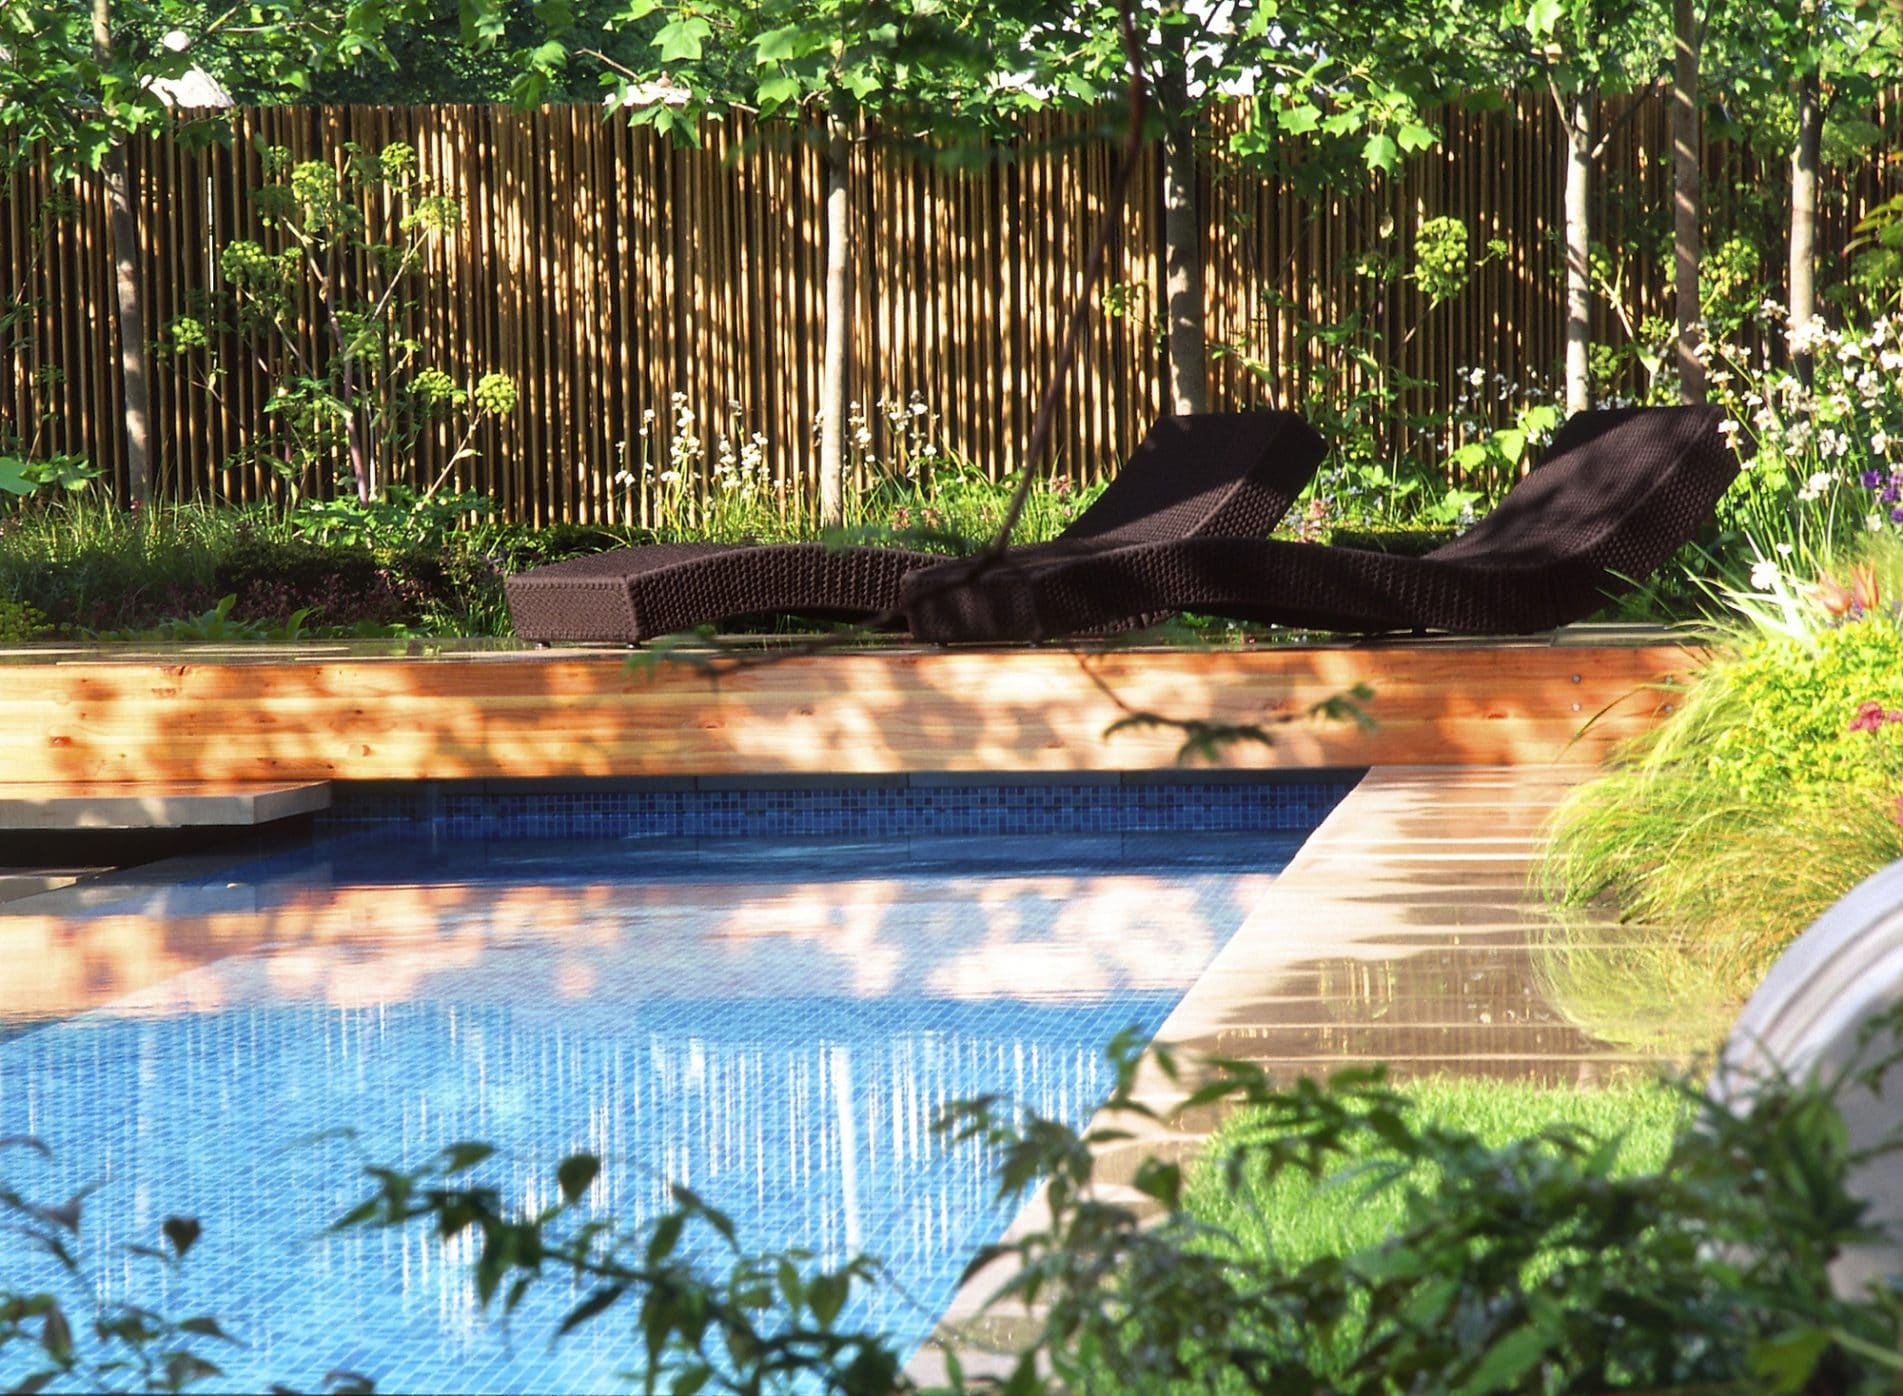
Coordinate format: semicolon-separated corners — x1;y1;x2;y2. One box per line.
1718;418;1741;440
854;428;873;446
1798;470;1833;501
642;407;657;423
1468;367;1486;388
1874;430;1892;456
1871;512;1888;532
1775;542;1794;557
659;469;681;484
1788;318;1828;355
1750;558;1781;591
1818;428;1849;458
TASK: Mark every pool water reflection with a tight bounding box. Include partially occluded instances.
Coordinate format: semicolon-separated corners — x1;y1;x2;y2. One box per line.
0;831;1298;1392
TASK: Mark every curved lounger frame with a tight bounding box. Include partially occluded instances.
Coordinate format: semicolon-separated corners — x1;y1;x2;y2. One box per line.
504;411;1325;643
900;406;1740;643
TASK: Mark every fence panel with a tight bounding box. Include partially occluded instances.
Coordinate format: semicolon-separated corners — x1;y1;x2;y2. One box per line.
2;97;1897;523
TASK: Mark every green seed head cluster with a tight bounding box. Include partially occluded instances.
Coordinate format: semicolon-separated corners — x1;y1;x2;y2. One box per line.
473;373;518;417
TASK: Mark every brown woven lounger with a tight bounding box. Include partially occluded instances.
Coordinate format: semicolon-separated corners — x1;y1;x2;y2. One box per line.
505;412;1325;643
900;405;1740;643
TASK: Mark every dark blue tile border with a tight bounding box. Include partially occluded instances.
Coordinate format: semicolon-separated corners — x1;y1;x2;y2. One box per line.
318;772;1363;841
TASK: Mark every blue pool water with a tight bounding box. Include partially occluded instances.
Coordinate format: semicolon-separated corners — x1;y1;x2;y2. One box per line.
0;824;1314;1392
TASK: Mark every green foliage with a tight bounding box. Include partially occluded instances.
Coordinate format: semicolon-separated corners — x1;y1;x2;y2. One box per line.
1541;537;1903;1015
0;1137;237;1393
0;596;51;642
168;139;517;505
330;1030;1903;1394
0;453;101;502
1188;1076;1684;1287
1847;194;1903;314
1410;216;1470;305
332;1137;905;1393
85;592;318;643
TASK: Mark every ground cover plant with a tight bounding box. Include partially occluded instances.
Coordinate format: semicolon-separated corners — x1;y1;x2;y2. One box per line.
1540;530;1903;1052
13;1034;1903;1393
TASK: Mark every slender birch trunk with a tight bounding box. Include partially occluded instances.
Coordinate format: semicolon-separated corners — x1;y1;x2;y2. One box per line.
1562;85;1595;416
817;108;851;527
1161;113;1206;416
92;0;151;509
1672;0;1705;402
1789;72;1822;385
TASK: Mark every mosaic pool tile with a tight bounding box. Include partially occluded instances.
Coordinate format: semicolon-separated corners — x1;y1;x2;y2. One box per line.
321;777;1358;842
0;830;1305;1393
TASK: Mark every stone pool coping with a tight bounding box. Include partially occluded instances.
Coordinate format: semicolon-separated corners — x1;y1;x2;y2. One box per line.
908;763;1641;1382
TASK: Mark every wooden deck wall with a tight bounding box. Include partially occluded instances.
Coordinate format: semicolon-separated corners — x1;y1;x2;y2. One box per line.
0;642;1698;784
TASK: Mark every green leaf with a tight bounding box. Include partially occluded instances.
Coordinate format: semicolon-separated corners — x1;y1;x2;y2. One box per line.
556;1153;600;1204
558;1284;627;1335
656;16;711;62
755;75;803;111
754;25;807;62
164;1352;224;1388
1750;1327;1836;1388
1465;1324;1551;1393
441;1141;496;1174
1525;0;1564;36
40;1304;72;1365
1397;122;1438;154
646;1212;685;1264
1277;104;1321;135
163;1216;202;1258
1362;132;1400;173
0;457;33;495
809;1272;848;1328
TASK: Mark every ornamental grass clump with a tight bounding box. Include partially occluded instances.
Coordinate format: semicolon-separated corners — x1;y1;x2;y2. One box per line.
1541;535;1903;1040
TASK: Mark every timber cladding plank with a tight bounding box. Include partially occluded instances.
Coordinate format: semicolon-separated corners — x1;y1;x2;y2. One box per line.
0;642;1699;783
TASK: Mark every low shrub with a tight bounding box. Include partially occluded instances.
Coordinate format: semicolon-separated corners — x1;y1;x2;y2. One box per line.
1541;536;1903;1029
0;597;50;642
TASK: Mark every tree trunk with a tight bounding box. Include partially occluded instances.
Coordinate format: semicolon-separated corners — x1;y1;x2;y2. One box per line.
1672;0;1705;402
1789;72;1822;385
817;110;851;528
1562;85;1595;416
92;0;151;509
1161;116;1206;416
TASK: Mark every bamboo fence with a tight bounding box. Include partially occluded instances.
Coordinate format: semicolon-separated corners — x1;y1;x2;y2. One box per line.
2;96;1897;524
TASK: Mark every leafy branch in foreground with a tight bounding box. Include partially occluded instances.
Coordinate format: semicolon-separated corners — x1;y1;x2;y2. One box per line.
332;1141;908;1396
0;1136;240;1395
323;1007;1903;1395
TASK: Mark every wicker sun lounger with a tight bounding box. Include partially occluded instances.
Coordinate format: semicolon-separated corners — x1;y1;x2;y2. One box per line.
505;412;1325;643
900;405;1740;643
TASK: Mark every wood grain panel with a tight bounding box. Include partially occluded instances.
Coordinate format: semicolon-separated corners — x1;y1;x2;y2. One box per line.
0;642;1699;784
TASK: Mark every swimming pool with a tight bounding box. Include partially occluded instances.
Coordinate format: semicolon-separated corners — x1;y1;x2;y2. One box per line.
0;810;1329;1392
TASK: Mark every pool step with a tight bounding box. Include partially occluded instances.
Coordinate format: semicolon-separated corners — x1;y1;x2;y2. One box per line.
0;869;104;904
0;780;332;831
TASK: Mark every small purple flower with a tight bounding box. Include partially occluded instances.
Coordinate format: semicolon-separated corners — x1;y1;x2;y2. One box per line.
1886;485;1903;505
1864;468;1885;489
1893;505;1903;523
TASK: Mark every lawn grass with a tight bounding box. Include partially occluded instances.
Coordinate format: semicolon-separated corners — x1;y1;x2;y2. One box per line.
1188;1075;1686;1270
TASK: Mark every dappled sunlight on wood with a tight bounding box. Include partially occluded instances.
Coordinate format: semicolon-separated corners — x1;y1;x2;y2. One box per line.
0;641;1698;784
